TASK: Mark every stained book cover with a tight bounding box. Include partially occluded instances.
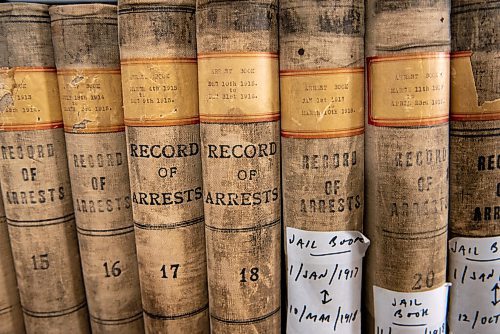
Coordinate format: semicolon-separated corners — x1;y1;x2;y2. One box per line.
0;3;89;333
447;1;499;333
196;1;281;333
363;1;451;333
0;191;25;333
50;4;144;333
280;1;367;333
118;0;209;333
0;17;25;334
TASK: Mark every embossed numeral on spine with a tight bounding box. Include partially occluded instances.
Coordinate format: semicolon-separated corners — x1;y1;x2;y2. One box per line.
49;4;144;333
0;3;89;333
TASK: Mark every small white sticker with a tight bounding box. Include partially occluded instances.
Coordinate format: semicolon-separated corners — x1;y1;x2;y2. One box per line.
286;228;370;334
374;284;450;334
448;236;500;334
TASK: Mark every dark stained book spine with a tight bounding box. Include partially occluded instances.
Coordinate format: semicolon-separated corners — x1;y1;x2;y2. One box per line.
0;3;89;333
0;16;25;334
364;0;451;332
49;4;144;333
196;0;281;332
280;1;367;333
447;1;500;333
118;0;209;332
0;192;25;334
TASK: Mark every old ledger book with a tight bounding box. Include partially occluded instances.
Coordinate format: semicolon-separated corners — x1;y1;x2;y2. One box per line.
0;3;89;333
118;0;209;332
197;0;281;332
0;17;25;334
0;190;25;334
280;1;368;333
50;4;144;333
364;1;451;333
448;1;500;333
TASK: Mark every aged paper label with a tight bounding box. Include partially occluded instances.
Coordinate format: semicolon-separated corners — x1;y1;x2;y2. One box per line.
368;53;449;127
198;53;280;123
0;68;63;130
450;51;500;121
374;284;450;334
448;236;500;333
57;69;124;133
281;68;364;138
121;59;199;126
286;228;369;334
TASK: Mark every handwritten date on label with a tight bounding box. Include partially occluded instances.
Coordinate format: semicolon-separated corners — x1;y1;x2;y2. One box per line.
286;228;369;334
448;237;500;334
374;284;450;334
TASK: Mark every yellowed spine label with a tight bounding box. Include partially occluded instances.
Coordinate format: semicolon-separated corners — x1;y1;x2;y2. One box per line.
121;59;199;126
198;53;279;123
280;68;364;138
450;51;500;121
368;53;450;127
57;69;124;133
0;68;63;130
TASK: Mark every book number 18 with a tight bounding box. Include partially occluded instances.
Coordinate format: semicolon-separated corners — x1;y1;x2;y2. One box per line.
240;267;259;282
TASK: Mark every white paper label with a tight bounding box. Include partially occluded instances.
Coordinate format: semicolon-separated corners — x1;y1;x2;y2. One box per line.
286;228;370;334
448;236;500;334
374;284;450;334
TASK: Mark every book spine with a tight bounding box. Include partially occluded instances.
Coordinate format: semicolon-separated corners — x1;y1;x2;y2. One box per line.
0;3;89;333
448;1;500;333
449;1;500;235
280;1;366;333
0;190;25;334
364;1;451;333
197;1;281;332
49;4;144;333
0;18;25;334
118;0;209;332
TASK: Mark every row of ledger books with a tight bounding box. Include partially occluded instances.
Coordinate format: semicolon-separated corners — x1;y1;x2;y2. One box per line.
0;1;498;334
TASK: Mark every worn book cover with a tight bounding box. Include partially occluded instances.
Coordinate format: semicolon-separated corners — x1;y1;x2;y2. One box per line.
363;1;451;333
196;1;281;332
0;3;89;333
448;1;499;333
50;4;144;333
118;0;209;332
280;1;367;333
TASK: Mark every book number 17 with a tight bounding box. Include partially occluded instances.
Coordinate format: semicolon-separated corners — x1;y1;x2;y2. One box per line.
161;264;180;279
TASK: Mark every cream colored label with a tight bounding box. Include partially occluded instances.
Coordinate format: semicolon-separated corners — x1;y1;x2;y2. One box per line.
368;53;449;127
286;228;369;334
0;68;63;130
448;237;500;334
121;59;199;126
57;69;124;133
374;284;451;333
281;69;364;138
197;53;280;123
451;51;500;121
